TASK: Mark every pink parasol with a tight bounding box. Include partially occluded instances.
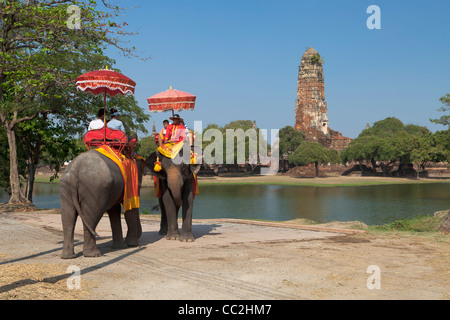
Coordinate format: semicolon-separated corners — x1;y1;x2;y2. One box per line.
147;86;196;116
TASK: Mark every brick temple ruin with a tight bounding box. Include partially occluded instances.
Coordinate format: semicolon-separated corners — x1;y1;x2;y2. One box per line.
295;47;351;152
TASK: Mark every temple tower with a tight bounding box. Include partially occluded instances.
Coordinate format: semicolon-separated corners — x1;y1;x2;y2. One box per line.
294;47;351;152
295;47;329;136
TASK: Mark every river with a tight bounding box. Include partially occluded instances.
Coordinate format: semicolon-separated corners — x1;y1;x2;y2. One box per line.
1;182;449;225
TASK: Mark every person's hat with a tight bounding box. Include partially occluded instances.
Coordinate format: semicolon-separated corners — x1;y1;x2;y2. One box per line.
169;113;183;121
110;108;120;117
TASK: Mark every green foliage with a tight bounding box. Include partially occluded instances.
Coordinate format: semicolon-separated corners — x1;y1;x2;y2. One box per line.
341;117;448;173
310;54;324;64
430;94;450;128
371;214;444;233
278;126;305;157
0;1;149;202
135;135;158;158
201;120;269;165
359;117;405;138
289;141;339;166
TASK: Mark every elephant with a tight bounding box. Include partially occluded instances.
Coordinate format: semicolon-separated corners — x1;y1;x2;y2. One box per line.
60;149;145;259
148;146;202;242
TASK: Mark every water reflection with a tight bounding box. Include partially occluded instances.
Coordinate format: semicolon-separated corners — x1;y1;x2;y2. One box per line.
1;182;449;225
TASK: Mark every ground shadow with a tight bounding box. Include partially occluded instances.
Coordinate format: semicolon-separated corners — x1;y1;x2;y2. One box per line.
136;223;222;246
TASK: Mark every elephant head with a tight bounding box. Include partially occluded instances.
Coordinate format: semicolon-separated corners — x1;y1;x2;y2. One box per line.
148;146;202;206
147;145;202;241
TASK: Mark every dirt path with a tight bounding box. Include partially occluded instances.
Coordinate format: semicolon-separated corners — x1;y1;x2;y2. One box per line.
0;211;448;300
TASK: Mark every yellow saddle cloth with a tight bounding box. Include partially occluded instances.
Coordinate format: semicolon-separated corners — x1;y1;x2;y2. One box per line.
157;141;184;159
95;145;140;212
153;142;199;199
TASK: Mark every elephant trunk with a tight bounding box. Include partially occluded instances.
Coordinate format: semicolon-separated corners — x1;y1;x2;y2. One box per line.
167;168;184;208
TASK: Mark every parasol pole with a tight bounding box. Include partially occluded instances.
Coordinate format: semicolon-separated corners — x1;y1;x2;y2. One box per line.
169;86;174;117
104;88;107;144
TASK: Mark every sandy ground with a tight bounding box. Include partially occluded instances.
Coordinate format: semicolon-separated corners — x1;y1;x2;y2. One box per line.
0;210;448;300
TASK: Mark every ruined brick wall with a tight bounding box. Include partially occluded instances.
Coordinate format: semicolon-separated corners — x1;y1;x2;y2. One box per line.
295;48;351;153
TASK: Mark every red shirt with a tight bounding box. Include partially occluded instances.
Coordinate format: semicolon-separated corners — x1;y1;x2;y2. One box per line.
164;124;186;143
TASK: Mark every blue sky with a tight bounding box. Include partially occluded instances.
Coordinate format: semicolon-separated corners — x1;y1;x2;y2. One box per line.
104;0;450;139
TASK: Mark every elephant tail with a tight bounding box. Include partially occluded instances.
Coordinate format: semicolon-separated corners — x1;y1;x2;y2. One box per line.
72;176;98;239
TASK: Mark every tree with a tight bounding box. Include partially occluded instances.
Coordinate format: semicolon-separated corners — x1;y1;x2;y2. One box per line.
341;135;380;171
15;114;82;201
341;117;447;176
430;94;450;128
278;126;305;171
135;135;158;158
200;120;270;173
288;141;339;177
278;126;305;157
433;129;450;162
346;118;403;170
0;1;148;204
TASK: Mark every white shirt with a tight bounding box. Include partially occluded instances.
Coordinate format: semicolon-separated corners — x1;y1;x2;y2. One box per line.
88;119;105;131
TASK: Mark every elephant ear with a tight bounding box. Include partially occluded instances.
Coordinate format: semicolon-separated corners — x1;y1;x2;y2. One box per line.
147;151;166;180
190;163;202;176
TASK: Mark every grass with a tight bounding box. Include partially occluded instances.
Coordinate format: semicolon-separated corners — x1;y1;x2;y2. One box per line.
198;180;436;188
196;176;450;188
369;212;447;233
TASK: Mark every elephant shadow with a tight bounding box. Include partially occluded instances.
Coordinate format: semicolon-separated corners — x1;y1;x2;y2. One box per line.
92;223;223;255
137;223;223;246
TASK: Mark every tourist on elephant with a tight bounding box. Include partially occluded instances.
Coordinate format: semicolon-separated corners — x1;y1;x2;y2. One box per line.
88;108;106;131
108;107;126;133
164;114;186;143
158;119;170;146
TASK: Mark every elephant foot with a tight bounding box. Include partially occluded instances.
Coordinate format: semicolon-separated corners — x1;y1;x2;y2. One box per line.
158;228;167;236
83;247;102;258
166;232;180;241
126;237;139;248
61;251;77;260
180;233;195;242
112;241;128;250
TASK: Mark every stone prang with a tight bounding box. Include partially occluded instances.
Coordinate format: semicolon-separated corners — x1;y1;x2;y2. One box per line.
295;47;351;152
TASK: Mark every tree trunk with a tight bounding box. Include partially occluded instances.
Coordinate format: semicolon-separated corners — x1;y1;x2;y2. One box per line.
370;158;377;173
5;125;29;204
415;163;420;180
315;161;319;177
25;157;37;202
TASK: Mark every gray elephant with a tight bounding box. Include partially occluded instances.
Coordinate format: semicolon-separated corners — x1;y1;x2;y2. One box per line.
60;150;145;259
148;146;202;242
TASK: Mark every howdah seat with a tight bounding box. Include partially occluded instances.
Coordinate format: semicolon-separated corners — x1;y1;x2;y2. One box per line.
83;127;138;155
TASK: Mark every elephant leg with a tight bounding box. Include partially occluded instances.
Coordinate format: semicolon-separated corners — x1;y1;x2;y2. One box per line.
107;205;126;249
61;203;77;259
80;203;103;258
82;226;102;257
125;208;142;247
162;189;179;240
180;185;195;242
158;197;168;235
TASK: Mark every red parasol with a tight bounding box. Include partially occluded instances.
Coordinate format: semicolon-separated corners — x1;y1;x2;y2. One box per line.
76;66;136;97
76;66;136;119
76;67;136;145
147;86;196;116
